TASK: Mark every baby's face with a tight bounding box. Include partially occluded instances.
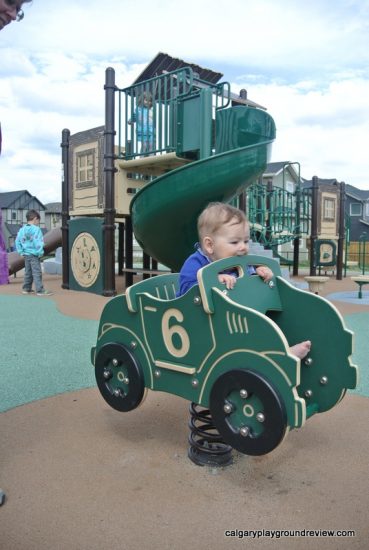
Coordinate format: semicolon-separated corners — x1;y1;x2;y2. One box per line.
204;219;250;262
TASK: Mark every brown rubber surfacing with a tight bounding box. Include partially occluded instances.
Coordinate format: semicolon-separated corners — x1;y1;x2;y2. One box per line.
0;272;368;549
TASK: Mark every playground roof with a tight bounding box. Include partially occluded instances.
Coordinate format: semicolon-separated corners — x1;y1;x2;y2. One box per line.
133;52;266;109
133;52;223;85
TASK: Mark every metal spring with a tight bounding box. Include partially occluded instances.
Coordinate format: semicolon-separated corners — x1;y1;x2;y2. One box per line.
188;402;233;467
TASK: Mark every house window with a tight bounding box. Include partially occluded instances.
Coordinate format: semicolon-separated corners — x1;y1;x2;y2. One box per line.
323;198;335;221
11;210;17;220
365;202;369;217
350;202;362;216
285;181;294;194
76;149;95;188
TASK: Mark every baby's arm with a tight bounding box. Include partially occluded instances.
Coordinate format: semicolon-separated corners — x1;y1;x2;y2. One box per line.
255;265;273;282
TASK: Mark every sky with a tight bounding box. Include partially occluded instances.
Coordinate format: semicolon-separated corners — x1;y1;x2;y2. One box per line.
0;0;368;204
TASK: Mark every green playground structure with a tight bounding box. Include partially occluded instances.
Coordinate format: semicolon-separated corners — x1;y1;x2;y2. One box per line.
126;67;276;271
90;59;358;458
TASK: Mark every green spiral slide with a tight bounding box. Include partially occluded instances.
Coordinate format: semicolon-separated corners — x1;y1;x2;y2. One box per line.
130;106;276;272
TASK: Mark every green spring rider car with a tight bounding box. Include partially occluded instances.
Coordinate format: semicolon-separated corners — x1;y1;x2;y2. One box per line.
91;255;358;456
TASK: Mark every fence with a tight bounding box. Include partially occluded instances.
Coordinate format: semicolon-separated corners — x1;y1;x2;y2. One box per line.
346;241;369;272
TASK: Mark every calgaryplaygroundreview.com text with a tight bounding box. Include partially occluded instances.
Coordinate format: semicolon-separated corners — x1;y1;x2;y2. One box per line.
224;529;356;540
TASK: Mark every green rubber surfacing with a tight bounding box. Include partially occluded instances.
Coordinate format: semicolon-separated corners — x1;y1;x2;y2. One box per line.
0;295;367;413
0;295;97;413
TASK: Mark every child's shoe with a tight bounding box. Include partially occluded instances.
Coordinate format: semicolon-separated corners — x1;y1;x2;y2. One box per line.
37;289;53;296
22;289;35;294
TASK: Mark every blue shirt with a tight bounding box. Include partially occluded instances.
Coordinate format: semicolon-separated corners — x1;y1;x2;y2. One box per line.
135;106;154;140
15;224;44;257
177;246;256;296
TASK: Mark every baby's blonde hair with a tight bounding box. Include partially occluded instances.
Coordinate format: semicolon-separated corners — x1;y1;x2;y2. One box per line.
197;202;247;243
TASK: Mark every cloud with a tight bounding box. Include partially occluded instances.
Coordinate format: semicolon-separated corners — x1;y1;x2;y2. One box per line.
1;0;369;204
0;48;35;77
243;74;369;185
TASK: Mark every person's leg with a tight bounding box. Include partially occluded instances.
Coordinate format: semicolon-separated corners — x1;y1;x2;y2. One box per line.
22;256;33;292
290;340;311;359
30;256;44;293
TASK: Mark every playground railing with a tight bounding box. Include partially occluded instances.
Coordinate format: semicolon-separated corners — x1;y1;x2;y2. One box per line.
246;182;311;248
117;68;231;160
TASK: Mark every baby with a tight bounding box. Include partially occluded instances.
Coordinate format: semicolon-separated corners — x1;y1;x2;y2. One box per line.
178;202;311;359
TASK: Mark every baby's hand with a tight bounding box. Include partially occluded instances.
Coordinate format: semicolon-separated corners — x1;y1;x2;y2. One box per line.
256;265;273;282
218;273;237;289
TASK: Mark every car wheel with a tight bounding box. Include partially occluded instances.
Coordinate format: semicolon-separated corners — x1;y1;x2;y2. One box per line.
210;369;287;455
95;342;145;412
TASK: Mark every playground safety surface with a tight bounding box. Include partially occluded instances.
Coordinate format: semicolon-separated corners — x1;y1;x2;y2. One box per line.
1;272;368;550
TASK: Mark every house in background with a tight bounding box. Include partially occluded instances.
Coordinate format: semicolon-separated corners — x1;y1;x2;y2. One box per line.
0;190;46;251
261;161;301;193
44;202;62;231
250;165;347;265
255;161;309;261
301;177;342;240
344;184;369;242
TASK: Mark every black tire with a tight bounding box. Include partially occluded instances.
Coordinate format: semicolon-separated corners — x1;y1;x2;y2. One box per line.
95;342;145;412
210;369;287;456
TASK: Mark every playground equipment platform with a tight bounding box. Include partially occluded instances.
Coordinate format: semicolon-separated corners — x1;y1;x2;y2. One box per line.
0;272;368;549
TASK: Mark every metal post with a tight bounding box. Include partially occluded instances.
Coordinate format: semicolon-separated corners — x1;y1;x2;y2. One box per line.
238;191;246;213
336;182;345;280
143;252;150;280
125;216;133;288
359;233;367;275
103;67;117;297
363;240;366;275
118;222;124;275
344;215;350;278
310;176;319;276
265;180;273;245
293;165;301;276
199;88;212;159
61;128;70;289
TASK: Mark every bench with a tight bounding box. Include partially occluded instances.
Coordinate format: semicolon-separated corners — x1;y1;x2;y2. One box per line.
350;276;369;299
304;276;330;295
